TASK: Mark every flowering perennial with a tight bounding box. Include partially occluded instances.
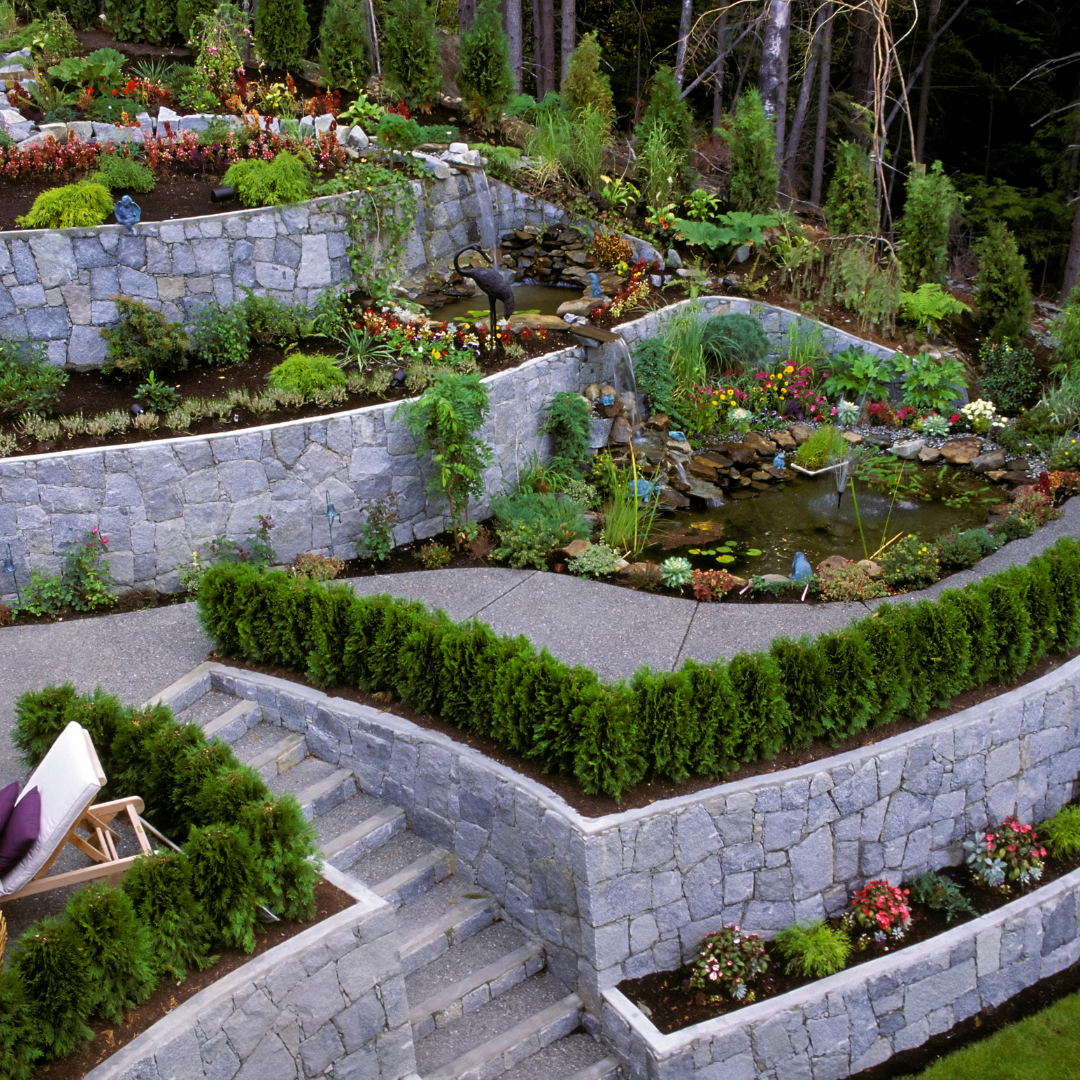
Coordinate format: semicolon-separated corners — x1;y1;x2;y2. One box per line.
964;816;1046;888
688;925;769;1002
846;879;912;943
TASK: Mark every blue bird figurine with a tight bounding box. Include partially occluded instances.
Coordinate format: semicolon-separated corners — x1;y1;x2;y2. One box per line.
773;451;785;470
587;272;603;298
791;551;813;582
114;195;141;235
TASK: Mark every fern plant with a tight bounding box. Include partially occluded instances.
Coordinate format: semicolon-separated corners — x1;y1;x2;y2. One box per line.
1039;804;1080;859
898;283;972;336
15;182;113;228
774;920;851;978
539;391;592;469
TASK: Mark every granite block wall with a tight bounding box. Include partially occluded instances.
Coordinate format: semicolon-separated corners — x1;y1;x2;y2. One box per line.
201;652;1080;1017
84;876;417;1080
601;864;1080;1079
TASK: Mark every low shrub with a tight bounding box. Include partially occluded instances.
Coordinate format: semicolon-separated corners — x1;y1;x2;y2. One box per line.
1048;435;1080;472
15;182;113;228
689;925;769;1002
568;542;621;578
11;529;115;618
1039;804;1080;860
880;534;940;590
417;541;452;569
935;530;985;570
0;337;67;418
86;152;156;193
700;312;770;376
291;552;345;581
774;920;852;978
979;341;1038;414
964;815;1046;887
221;152;313;208
357;493;399;562
816;564;889;601
188;301;249;366
267;353;346;397
100;297;190;378
489;492;592;570
909;870;976;923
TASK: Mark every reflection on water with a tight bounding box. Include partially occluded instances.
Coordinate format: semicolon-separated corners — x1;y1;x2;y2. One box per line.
432;284;579;322
645;470;997;577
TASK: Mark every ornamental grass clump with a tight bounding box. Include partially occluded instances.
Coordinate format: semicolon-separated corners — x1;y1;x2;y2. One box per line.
964;815;1046;888
844;879;912;946
774;920;852;978
688;925;769;1002
1038;804;1080;860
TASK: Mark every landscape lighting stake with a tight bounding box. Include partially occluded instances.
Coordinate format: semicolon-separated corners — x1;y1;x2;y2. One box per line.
325;492;341;557
2;543;20;605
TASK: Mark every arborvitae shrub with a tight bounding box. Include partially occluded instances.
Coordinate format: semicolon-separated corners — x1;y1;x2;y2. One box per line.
222;152;313;208
185;824;260;952
142;0;178;45
638;66;692;165
64;884;156;1024
1021;558;1057;664
818;631;875;740
121;852;216;980
0;968;38;1080
1042;542;1080;652
440;625;516;737
192;767;272;826
860;611;915;726
254;0;310;68
973;221;1032;345
13;917;95;1060
680;660;738;777
318;0;369;89
727;651;790;760
169;740;249;833
898;161;963;288
769;636;831;750
107;702;176;797
12;682;80;767
456;0;514;126
720;89;777;214
238;796;321;920
382;0;441;111
63;688;128;793
630;667;700;784
394;608;455;713
15;182;113;229
825;140;876;236
977;570;1033;681
937;588;995;690
561;30;614;123
572;683;646;797
139;722;208;833
907;598;971;711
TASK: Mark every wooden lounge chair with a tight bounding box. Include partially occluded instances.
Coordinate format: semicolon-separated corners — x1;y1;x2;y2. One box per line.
0;721;152;903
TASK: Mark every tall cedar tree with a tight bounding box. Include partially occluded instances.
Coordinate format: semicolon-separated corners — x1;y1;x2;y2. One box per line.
457;0;515;126
561;30;613;123
638;65;693;162
722;89;778;213
318;0;370;89
255;0;310;68
898;161;963;288
825;140;876;236
382;0;442;111
974;221;1033;344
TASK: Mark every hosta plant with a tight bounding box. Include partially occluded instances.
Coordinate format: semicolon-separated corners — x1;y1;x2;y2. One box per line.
964;816;1046;888
688;925;769;1002
844;879;912;944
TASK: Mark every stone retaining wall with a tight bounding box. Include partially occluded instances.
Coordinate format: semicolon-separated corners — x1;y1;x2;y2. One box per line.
198;652;1080;1017
601;864;1080;1079
84;869;417;1080
0;175;572;370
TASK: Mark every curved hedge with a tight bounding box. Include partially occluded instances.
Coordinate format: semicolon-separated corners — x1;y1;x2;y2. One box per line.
196;537;1080;801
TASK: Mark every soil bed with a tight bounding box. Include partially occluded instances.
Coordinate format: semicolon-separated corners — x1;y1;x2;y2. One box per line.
33;876;354;1080
619;839;1080;1035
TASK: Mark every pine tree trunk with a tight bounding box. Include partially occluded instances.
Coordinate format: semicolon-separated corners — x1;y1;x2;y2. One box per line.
782;3;829;194
809;2;833;207
758;0;791;170
457;0;476;34
674;0;694;87
1063;194;1080;299
533;0;554;97
711;10;730;130
559;0;574;84
504;0;522;93
914;0;942;164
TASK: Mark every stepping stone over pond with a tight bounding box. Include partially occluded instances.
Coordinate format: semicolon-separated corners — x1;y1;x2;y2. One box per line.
940;436;983;464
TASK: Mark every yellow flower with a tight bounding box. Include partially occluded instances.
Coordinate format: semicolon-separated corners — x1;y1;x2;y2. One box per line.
432;350;442;359
785;365;794;374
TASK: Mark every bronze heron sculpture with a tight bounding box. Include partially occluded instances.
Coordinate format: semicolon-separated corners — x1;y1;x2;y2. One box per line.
454;245;514;339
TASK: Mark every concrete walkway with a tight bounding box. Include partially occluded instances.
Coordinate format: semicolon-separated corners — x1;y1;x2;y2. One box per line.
1;497;1076;791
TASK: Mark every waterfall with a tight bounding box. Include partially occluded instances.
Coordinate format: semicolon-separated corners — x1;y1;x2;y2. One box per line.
472;170;501;269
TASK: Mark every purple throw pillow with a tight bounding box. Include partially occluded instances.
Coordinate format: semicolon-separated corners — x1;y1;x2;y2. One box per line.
0;786;40;876
0;782;17;837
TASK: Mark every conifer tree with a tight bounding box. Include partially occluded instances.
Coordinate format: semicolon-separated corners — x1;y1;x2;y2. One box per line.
255;0;310;68
974;221;1033;344
897;160;963;288
382;0;441;111
638;65;693;161
318;0;370;89
457;0;515;125
825;140;876;236
561;30;613;123
720;89;778;214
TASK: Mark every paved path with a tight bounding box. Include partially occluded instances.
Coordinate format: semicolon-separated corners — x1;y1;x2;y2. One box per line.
1;497;1076;789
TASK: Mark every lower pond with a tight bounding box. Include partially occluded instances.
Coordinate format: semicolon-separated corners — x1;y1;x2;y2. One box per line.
432;284;578;322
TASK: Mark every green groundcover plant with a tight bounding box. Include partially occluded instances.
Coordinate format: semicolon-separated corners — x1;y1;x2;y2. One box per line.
0;685;321;1069
195;535;1080;800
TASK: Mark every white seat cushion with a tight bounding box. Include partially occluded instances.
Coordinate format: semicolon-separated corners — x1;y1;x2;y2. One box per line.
0;722;104;896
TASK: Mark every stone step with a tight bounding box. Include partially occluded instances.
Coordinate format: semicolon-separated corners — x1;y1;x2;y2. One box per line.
293;766;357;820
231;724;306;780
372;847;454;909
504;1040;621;1080
323;804;407;869
400;897;502;976
410;941;545;1039
202;699;262;745
417;980;582;1080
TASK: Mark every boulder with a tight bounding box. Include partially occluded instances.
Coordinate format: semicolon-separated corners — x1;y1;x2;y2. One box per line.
557;539;591;559
773;430;797;451
646;413;669;430
940;437;983;465
743;431;777;455
842;431;863;445
658;487;690;509
609;417;632;444
817;555;852;573
37;122;67;144
618;560;661;583
789;423;812;445
688;458;718;481
764;466;790;480
918;445;943;463
506;314;570;331
857;559;884;578
1005;458;1030;473
760;574;792;583
890;438;926;460
971;448;1007;473
556;297;605;318
865;433;893;448
346;126;370;150
698;450;733;469
685;480;725;508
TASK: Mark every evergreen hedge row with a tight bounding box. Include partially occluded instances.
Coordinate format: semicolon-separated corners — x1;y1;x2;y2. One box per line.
195;536;1080;802
0;689;321;1076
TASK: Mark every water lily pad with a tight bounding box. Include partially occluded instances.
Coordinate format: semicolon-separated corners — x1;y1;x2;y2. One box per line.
690;522;714;530
688;548;701;555
716;555;736;564
745;548;762;556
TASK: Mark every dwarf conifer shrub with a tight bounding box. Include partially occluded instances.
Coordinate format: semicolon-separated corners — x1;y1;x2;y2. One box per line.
775;920;852;977
638;65;692;167
239;796;322;920
382;0;441;111
15;182;113;228
87;152;156;193
267;352;346;397
185;824;261;952
65;884;156;1023
561;30;614;124
898;161;963;288
255;0;310;67
11;682;80;767
101;297;190;377
721;89;777;214
318;0;370;89
700;312;770;375
825;140;876;236
0;968;38;1080
974;221;1032;345
222;151;313;208
457;0;514;125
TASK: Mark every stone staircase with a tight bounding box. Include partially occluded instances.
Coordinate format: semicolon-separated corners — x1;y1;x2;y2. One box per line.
170;679;622;1080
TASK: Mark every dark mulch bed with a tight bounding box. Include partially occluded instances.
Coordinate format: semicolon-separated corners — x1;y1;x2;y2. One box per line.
620;841;1080;1036
34;877;354;1080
